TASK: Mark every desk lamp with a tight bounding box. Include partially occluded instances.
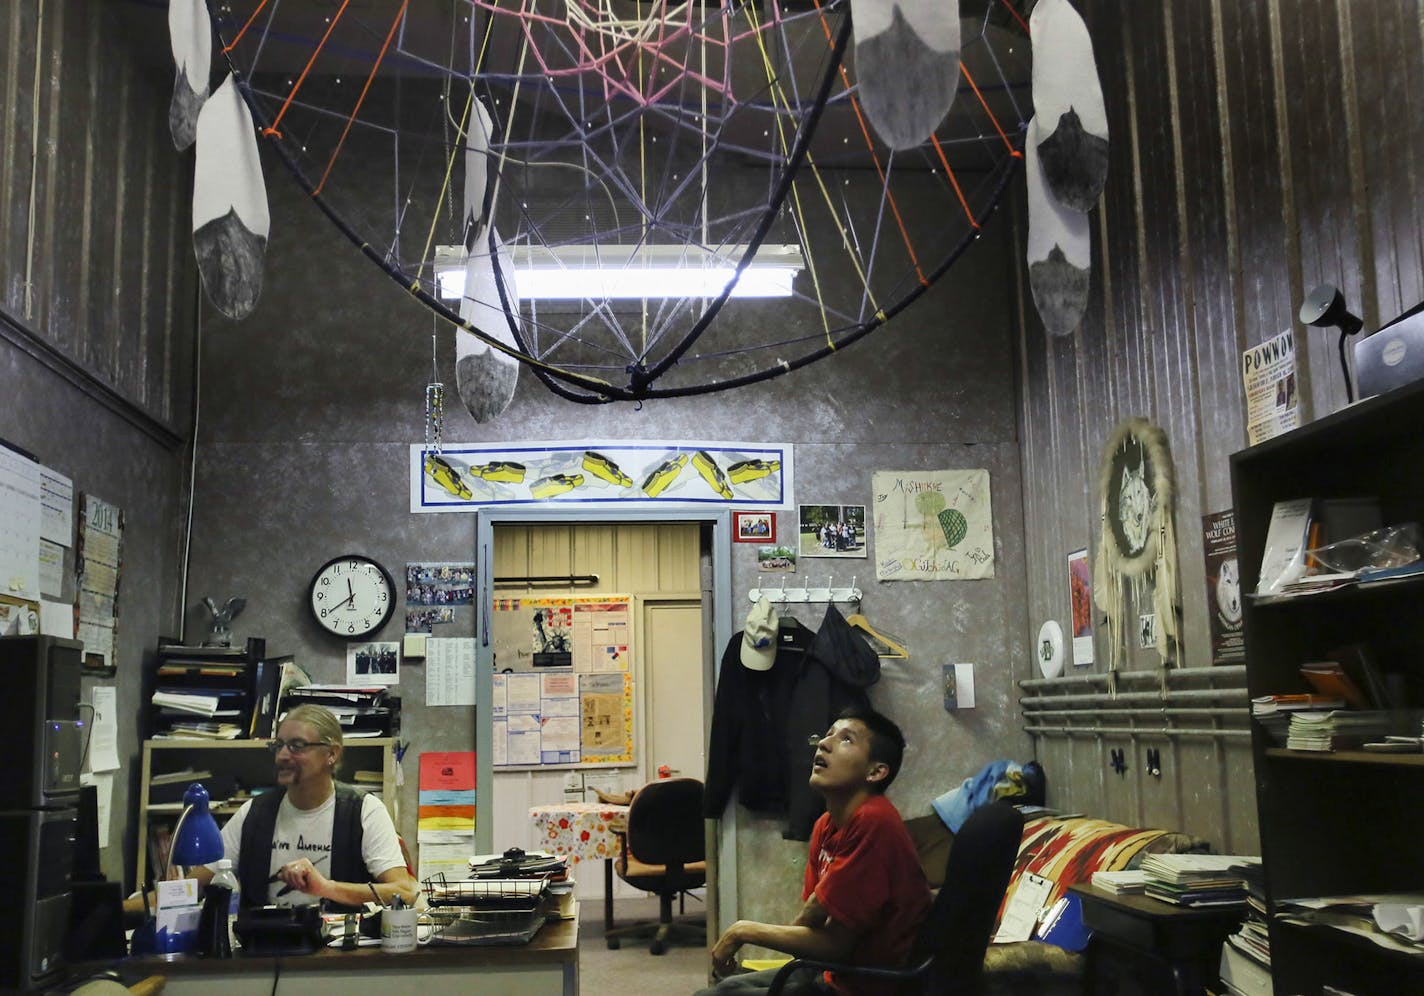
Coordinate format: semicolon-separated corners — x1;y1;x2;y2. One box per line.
169;783;225;872
1300;283;1365;403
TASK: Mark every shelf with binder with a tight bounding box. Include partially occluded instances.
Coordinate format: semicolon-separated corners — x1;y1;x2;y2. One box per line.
135;736;398;889
1232;376;1424;994
147;637;271;740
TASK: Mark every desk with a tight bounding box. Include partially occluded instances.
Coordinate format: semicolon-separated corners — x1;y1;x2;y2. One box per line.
1069;884;1243;996
528;803;629;933
122;915;578;996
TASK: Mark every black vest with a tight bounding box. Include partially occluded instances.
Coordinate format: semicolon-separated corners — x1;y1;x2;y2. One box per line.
237;782;366;911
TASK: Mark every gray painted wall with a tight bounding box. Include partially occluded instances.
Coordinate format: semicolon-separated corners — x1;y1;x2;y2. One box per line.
1;3;197;885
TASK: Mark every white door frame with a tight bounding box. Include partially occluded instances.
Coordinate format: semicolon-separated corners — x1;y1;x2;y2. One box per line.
472;508;738;930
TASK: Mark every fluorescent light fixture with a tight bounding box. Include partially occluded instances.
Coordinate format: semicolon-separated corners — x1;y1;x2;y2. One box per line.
434;243;803;300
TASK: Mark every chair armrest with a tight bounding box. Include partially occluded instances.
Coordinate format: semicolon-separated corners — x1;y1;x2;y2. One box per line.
764;954;932;995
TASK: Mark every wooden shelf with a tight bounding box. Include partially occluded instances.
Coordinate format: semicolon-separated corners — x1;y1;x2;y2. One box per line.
1231;380;1424;994
136;737;398;889
1264;747;1424;766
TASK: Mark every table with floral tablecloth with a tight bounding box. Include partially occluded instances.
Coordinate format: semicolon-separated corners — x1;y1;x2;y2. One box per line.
529;803;630;929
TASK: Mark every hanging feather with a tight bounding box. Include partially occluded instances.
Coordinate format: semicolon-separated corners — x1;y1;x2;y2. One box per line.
851;0;961;150
1025;121;1090;337
462;98;495;251
168;0;211;151
1030;0;1109;212
192;74;269;320
456;227;521;423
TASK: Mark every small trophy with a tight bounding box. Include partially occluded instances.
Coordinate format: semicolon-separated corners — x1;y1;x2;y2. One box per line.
201;596;246;647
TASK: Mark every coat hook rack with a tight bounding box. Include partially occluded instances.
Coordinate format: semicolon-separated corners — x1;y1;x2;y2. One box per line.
748;574;862;605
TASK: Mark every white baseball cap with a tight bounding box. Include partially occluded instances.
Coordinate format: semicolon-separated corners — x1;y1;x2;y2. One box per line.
740;597;779;670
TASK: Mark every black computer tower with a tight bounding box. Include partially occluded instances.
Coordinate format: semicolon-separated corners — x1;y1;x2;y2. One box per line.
0;808;76;990
0;635;85;809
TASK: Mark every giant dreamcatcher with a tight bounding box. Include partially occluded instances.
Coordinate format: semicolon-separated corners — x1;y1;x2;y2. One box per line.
1092;418;1181;686
169;0;1105;421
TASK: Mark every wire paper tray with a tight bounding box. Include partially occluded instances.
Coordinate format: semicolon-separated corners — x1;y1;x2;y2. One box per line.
422;873;551;907
422;901;546;946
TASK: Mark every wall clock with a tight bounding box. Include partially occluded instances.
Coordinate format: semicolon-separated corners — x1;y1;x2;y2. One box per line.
308;554;396;639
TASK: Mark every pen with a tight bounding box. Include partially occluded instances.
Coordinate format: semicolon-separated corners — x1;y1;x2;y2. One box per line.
270;853;329;894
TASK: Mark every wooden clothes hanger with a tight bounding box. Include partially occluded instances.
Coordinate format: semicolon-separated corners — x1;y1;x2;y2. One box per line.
844;613;909;659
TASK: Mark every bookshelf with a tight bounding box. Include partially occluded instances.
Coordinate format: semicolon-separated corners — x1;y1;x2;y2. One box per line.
135;737;398;889
1232;377;1424;994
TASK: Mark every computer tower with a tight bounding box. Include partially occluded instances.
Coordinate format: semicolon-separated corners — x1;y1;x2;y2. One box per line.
0;808;76;990
0;635;85;808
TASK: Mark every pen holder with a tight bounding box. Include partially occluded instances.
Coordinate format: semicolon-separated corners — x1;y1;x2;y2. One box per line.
380;906;418;952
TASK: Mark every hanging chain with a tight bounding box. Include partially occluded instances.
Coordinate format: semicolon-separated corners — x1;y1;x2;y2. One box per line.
425;319;444;454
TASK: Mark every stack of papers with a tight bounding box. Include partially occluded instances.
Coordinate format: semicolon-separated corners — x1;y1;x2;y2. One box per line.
1250;694;1345;716
1141;854;1259;907
1091;870;1146;895
151;691;223;716
1286;710;1392;750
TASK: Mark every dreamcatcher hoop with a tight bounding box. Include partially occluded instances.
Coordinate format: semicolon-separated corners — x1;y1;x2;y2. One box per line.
200;0;1033;405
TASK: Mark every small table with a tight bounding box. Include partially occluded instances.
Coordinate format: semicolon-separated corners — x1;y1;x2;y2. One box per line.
1070;883;1244;996
529;803;629;932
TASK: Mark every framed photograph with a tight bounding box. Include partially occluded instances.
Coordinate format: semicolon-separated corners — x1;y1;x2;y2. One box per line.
734;511;776;543
347;641;401;685
797;504;867;558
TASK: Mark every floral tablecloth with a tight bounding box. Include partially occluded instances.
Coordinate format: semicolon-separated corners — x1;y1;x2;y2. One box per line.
529;803;629;864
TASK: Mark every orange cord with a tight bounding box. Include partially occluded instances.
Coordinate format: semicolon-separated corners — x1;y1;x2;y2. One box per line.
222;0;272;54
1000;0;1031;37
960;62;1020;158
314;1;409;197
262;0;354;139
810;0;926;286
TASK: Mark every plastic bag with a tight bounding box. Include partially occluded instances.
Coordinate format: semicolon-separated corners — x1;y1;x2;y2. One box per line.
1310;523;1421;574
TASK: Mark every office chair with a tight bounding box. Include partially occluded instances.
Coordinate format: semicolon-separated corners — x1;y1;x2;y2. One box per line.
605;777;708;955
765;801;1024;995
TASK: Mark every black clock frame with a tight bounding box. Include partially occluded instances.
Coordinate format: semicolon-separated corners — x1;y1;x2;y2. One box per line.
307;554;397;639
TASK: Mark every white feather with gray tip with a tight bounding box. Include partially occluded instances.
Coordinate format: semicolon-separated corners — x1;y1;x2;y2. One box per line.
1030;0;1109;211
462;99;495;250
1026;120;1090;337
168;0;211;150
456;227;521;423
192;74;269;321
852;0;961;150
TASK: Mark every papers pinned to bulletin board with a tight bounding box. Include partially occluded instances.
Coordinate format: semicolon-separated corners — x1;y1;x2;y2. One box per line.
491;671;634;769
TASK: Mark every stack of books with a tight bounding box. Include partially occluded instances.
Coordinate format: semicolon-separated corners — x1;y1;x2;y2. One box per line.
1286;710;1392;751
1218;859;1271;995
1090;870;1147;896
1140;854;1258;908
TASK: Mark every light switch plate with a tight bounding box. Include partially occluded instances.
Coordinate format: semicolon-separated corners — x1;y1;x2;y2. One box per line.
943;663;976;710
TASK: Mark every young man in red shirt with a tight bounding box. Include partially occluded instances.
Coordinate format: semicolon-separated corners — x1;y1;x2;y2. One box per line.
697;706;931;996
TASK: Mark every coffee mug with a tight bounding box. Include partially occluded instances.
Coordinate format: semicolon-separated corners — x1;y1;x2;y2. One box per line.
380;906;418;953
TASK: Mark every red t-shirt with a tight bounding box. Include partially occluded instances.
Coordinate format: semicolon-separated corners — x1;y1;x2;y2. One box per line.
802;794;932;996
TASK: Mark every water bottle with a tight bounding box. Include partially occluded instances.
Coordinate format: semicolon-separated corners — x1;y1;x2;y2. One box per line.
200;859;241;957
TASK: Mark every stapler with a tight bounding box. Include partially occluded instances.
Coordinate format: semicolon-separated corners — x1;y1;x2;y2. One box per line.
234;905;326;956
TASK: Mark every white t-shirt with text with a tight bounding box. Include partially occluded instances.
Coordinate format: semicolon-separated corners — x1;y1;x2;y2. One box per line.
217;790;405;905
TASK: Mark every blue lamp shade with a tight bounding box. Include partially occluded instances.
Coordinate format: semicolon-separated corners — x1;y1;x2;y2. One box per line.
171;783;225;867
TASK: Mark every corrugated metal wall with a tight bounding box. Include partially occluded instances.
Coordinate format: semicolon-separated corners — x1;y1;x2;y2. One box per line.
1;2;196;884
1012;0;1424;853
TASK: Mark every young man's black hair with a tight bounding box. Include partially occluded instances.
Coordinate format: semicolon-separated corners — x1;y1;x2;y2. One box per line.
835;704;906;791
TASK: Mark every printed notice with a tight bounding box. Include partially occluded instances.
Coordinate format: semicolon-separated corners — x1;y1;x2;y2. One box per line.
1242;329;1300;444
426;636;476;706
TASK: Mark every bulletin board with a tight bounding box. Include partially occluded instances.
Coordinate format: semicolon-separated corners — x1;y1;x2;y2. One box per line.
490;594;635;769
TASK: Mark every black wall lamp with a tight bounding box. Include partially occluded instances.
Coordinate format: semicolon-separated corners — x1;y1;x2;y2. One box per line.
1299;283;1365;403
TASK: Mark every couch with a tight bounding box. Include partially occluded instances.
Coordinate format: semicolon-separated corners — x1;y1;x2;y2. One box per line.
905;812;1210;996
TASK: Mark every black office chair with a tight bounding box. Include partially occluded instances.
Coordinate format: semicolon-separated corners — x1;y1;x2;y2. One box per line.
605;777;708;955
766;801;1024;995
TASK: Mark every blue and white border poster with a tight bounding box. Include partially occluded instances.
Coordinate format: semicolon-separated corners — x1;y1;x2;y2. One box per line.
410;440;793;512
